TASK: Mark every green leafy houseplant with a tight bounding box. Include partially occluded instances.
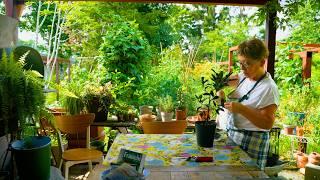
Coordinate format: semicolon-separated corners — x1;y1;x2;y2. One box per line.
83;82;115;121
0;53;45;136
0;52;52;179
60;80;86;115
195;69;232;120
194;69;231;148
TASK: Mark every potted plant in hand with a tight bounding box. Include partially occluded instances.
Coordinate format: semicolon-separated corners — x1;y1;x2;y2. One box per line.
176;88;187;120
159;95;174;122
0;52;51;179
195;69;231;147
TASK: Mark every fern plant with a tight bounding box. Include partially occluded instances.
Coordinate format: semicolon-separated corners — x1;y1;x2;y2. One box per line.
0;52;45;136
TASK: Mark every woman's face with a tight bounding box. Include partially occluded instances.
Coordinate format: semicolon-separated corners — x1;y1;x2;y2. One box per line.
237;55;265;79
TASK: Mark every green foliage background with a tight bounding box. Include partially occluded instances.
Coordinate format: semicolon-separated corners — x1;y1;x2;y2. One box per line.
16;1;320;159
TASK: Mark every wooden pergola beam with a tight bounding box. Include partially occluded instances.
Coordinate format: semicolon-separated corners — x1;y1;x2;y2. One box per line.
265;5;277;79
51;0;268;6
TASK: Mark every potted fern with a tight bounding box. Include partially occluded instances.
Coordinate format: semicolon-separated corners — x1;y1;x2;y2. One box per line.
0;52;51;179
195;69;231;147
159;95;174;122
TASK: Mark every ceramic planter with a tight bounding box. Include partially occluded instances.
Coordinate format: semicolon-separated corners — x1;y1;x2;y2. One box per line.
195;121;216;148
308;152;320;165
176;109;187;120
161;112;173;122
283;125;295;135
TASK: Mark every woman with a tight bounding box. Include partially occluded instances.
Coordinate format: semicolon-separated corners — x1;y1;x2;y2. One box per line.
218;38;279;169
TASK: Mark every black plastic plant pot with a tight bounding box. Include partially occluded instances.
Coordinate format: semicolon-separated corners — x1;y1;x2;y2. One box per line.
11;136;51;180
87;98;109;122
195;121;217;148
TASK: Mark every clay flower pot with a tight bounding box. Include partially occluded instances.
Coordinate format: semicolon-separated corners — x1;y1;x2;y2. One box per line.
283;125;295;135
296;126;304;136
296;152;308;168
308;152;320;165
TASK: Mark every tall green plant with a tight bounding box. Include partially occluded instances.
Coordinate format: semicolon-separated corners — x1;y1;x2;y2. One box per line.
0;53;45;136
196;69;231;120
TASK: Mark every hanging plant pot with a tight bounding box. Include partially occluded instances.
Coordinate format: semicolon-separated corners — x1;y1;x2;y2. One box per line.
195;121;216;148
11;136;51;180
283;125;295;135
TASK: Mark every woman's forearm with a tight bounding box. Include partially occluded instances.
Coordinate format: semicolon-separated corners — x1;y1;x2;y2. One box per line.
238;104;276;130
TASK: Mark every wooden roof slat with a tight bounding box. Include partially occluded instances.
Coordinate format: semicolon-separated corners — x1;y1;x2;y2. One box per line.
60;0;268;6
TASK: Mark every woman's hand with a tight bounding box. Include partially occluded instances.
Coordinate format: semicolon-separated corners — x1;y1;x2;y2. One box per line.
224;102;242;113
217;90;225;99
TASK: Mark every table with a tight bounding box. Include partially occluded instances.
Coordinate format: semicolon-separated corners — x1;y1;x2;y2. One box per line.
88;133;268;179
91;121;136;133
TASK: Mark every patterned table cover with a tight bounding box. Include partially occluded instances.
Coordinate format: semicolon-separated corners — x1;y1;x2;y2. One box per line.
103;133;258;169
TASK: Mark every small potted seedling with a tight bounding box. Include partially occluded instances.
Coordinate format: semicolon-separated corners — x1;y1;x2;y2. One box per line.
159;95;174;122
176;88;187;120
283;116;296;135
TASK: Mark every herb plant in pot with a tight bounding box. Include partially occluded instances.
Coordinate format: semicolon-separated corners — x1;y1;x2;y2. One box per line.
288;112;305;136
159;95;174;122
176;88;187;120
0;53;51;179
283;116;296;135
195;69;231;147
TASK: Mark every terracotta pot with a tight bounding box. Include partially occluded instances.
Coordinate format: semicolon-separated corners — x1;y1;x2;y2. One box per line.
296;152;308;168
176;109;187;120
308;152;320;165
283;125;295;135
296;126;304;136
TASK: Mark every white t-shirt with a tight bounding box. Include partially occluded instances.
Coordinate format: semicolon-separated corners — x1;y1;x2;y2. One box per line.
217;72;279;131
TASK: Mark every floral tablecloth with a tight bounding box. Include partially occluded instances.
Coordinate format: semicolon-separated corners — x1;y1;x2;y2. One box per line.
103;134;256;168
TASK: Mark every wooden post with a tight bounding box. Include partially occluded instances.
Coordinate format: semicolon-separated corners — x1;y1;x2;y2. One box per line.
298;51;312;80
228;46;238;73
265;0;277;79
